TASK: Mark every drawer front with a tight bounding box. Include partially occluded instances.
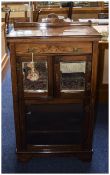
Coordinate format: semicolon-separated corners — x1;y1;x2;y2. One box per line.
15;42;92;54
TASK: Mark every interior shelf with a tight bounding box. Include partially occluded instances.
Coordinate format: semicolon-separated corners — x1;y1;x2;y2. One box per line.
25;104;84;145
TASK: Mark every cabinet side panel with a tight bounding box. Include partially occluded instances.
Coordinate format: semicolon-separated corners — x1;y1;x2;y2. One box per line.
9;43;22;151
91;41;99;98
83;41;99;149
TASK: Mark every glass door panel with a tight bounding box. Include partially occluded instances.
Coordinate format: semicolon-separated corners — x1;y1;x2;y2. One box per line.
60;61;86;93
22;60;48;93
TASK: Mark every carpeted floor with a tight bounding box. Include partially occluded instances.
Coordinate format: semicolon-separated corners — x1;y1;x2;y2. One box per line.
2;67;108;173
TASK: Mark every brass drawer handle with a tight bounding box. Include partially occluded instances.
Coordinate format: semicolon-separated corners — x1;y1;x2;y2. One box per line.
73;48;82;53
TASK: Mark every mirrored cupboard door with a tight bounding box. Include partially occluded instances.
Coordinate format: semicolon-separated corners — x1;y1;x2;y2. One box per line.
16;55;53;100
54;55;92;98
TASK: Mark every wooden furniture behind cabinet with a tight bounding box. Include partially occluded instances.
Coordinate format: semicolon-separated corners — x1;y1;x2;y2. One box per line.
2;2;108;23
93;25;108;102
7;22;101;162
2;22;9;80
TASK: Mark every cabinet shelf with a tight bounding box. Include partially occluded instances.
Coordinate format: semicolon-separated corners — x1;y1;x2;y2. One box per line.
26;113;83;132
26;104;83;134
27;133;82;145
27;130;81;134
26;104;83;145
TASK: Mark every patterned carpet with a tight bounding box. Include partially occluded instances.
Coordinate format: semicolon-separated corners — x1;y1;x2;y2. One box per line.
2;67;108;173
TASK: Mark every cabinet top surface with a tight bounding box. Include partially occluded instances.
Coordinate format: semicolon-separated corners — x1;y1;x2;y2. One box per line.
7;22;101;40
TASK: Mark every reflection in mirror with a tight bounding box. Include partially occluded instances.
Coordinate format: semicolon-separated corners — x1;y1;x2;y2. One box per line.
60;61;86;92
22;61;48;93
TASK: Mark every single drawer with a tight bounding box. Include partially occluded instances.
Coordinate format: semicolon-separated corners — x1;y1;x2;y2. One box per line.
15;42;92;54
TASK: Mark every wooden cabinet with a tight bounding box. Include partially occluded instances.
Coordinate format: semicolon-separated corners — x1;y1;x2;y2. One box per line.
2;2;30;22
7;22;101;162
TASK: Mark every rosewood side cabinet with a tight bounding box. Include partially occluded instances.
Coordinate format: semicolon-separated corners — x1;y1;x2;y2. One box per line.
7;22;101;162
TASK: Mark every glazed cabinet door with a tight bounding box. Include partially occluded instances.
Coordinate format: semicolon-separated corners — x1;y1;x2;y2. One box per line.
16;55;53;100
54;55;92;99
